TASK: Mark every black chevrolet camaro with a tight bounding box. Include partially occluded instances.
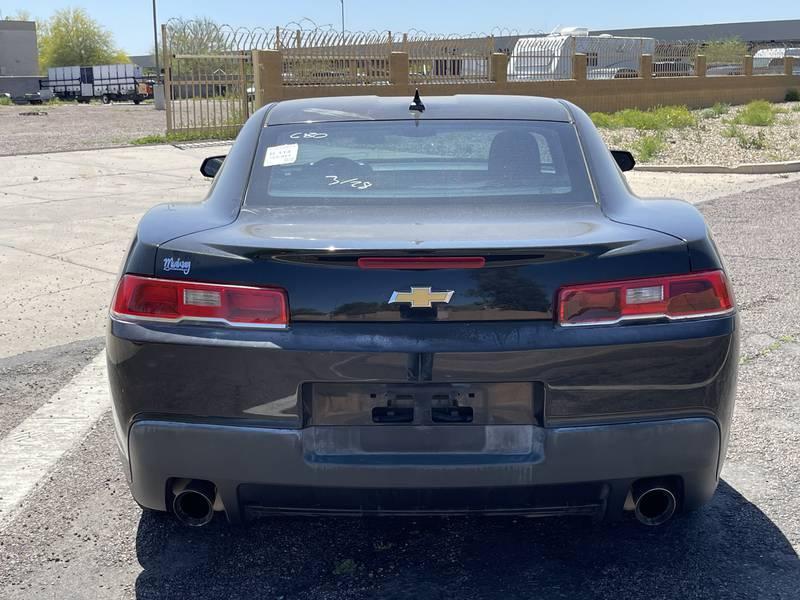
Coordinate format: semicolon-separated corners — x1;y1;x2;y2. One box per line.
107;94;738;527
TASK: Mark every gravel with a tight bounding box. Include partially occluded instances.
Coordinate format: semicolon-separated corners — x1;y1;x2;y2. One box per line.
0;103;165;157
599;101;800;166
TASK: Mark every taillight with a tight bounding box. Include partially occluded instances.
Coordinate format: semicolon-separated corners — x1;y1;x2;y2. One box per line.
557;270;733;327
111;275;288;328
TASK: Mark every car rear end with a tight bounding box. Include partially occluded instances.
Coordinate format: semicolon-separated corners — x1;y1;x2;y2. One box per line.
107;97;738;525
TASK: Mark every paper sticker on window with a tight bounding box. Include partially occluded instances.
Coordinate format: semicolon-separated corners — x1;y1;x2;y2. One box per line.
263;143;298;167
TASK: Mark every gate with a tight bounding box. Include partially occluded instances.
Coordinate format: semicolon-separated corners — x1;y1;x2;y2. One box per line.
162;23;255;136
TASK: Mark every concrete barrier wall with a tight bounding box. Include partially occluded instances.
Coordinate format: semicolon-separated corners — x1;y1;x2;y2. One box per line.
252;51;800;114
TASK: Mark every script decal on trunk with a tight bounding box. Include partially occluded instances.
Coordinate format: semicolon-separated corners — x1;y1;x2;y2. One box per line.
389;287;454;308
162;257;192;275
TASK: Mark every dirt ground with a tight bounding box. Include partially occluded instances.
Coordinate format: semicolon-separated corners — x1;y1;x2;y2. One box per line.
0;102;166;156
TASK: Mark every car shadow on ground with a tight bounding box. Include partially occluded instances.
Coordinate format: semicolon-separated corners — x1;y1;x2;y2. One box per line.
134;480;798;600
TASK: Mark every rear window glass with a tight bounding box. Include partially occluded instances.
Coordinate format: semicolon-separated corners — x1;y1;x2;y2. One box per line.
247;119;594;205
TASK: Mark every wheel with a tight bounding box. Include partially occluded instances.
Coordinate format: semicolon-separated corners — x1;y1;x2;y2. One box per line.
101;94;111;105
133;97;141;105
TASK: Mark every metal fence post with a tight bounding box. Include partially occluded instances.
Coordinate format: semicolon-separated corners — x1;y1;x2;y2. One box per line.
161;23;172;133
785;56;795;77
238;54;249;122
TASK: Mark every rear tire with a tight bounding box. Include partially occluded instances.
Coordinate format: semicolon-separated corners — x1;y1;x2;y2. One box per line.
133;97;141;105
101;94;111;105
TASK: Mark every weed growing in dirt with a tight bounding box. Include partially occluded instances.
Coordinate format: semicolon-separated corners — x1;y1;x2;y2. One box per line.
631;133;666;161
723;124;767;149
699;102;730;119
131;130;236;145
733;100;776;126
591;106;696;130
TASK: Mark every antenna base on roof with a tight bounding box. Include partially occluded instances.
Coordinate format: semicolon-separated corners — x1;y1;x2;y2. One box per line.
409;89;425;112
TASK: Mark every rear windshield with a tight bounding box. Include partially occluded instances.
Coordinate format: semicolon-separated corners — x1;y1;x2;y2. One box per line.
247;119;595;206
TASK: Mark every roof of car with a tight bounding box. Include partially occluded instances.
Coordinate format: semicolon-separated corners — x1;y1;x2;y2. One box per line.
265;95;572;125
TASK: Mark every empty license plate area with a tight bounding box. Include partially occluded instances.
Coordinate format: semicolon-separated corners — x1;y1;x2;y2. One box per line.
306;382;536;426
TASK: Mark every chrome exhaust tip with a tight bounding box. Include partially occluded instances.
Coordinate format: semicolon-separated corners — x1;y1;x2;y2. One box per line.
172;479;216;527
633;485;677;526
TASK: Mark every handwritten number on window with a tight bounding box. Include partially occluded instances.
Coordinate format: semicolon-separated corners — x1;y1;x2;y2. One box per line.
325;175;372;190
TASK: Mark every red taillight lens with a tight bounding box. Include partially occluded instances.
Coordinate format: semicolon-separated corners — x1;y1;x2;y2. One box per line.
557;270;733;326
112;275;288;328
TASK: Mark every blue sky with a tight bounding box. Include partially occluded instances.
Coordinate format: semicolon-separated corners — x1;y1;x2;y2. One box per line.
7;1;797;54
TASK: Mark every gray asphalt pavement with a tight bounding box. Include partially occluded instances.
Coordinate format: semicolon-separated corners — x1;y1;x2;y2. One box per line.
0;154;798;598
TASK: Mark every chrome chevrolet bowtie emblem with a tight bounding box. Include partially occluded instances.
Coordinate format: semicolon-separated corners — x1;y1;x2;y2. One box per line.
389;287;454;308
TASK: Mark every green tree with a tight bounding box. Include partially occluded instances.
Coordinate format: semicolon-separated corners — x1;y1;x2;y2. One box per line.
703;38;748;66
4;10;33;21
38;8;128;71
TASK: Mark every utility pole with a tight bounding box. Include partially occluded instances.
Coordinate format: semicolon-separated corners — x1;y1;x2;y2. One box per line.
340;0;345;36
152;0;160;79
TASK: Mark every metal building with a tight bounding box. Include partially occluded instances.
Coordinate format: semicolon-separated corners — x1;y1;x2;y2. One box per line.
592;19;800;44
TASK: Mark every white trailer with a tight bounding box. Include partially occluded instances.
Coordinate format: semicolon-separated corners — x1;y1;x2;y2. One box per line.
753;47;800;74
508;29;656;80
42;64;151;103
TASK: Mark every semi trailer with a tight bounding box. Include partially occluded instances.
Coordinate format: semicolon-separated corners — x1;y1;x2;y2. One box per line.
41;64;152;104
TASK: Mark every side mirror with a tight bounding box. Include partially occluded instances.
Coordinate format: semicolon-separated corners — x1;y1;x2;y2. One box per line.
200;155;226;178
611;150;636;172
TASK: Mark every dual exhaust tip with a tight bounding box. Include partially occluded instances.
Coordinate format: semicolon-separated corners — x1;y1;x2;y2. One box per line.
172;479;216;527
170;479;677;527
632;481;678;526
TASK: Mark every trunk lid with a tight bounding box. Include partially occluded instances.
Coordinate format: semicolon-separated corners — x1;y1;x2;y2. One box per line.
156;202;688;322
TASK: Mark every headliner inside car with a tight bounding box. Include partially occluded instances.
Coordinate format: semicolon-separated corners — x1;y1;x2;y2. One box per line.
264;95;573;126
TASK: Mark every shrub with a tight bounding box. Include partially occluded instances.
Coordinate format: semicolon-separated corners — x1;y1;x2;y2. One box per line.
0;95;11;106
700;102;730;119
589;112;620;129
703;38;748;65
631;133;666;162
723;124;767;150
591;105;696;131
733;100;775;126
785;89;800;102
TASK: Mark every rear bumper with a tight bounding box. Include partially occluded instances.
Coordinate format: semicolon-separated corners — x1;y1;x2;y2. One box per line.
110;315;737;520
128;417;721;520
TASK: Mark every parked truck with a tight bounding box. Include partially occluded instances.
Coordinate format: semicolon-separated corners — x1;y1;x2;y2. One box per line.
41;64;152;104
508;28;657;80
